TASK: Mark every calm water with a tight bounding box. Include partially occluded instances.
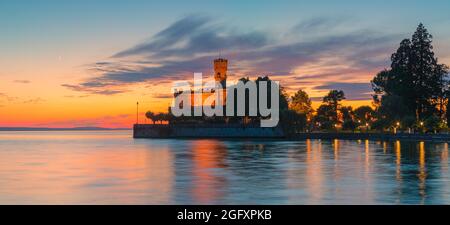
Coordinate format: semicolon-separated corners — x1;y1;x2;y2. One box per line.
0;131;449;205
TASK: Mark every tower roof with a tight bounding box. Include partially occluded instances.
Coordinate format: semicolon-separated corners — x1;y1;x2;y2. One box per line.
214;58;228;62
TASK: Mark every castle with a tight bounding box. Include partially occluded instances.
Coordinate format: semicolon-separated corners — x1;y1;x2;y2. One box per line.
213;58;228;90
174;58;229;108
134;57;285;138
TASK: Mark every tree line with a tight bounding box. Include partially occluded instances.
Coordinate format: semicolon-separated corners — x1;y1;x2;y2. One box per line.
282;23;449;135
145;24;449;135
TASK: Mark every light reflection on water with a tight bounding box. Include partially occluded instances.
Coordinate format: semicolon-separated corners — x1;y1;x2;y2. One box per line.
0;131;449;205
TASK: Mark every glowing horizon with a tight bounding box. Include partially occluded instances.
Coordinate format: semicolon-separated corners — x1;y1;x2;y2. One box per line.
1;1;449;128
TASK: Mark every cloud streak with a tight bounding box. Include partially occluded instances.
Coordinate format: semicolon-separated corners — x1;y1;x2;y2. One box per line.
314;82;373;101
13;80;31;84
63;15;400;100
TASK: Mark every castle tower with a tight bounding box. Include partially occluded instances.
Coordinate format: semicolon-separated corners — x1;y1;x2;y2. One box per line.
214;58;228;89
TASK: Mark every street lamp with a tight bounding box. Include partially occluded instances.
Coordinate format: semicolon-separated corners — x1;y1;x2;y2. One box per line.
136;101;139;125
394;121;400;134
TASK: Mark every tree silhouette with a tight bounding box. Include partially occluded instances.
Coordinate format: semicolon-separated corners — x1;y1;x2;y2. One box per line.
354;106;375;125
323;90;346;124
372;23;449;127
145;111;155;124
291;90;313;116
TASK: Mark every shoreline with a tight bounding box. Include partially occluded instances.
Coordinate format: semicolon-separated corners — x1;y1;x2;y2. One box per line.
133;124;450;143
289;132;450;143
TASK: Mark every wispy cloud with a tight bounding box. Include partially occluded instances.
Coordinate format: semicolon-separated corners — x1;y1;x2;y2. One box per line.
61;84;127;95
13;80;31;84
290;16;351;36
0;92;18;102
314;82;373;101
0;92;46;105
63;15;400;100
22;97;46;104
152;93;174;99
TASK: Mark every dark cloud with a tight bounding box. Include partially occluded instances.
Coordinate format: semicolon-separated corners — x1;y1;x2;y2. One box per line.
114;15;212;58
153;93;174;99
61;84;126;95
63;15;399;98
314;82;373;100
14;80;31;84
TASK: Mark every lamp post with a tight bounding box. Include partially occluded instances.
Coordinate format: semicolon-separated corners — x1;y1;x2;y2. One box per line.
394;121;400;134
136;101;139;125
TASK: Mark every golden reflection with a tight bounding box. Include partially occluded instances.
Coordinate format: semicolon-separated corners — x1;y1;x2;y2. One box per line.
333;139;340;160
395;141;402;182
442;143;449;193
286;139;324;204
363;139;374;202
418;142;427;201
306;139;324;203
191;140;227;204
365;140;370;166
442;143;448;164
306;139;312;154
383;141;387;154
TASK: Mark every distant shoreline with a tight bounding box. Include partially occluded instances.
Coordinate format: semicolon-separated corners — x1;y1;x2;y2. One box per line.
0;127;131;131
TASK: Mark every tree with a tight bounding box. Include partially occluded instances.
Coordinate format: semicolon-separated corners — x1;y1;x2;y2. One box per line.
343;120;357;131
153;113;162;124
291;90;313;116
372;23;449;123
424;115;442;133
145;111;155;124
159;113;172;124
341;106;353;121
315;104;336;130
323;90;346;124
378;95;410;124
354;106;375;125
446;99;450;125
280;110;307;135
340;106;357;131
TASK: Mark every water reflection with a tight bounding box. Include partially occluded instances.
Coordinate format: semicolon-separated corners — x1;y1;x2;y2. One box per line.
190;140;228;204
1;131;450;204
396;141;402;182
0;131;174;204
418;142;427;203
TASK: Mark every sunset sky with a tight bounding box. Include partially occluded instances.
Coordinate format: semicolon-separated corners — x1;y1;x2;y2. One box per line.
1;0;450;128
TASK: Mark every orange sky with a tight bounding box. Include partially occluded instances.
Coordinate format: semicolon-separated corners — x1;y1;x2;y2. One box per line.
1;2;449;128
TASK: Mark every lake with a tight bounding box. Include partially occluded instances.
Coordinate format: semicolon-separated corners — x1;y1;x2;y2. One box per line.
0;130;449;204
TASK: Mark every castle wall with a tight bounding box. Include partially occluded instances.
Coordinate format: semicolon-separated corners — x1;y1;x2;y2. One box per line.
133;124;285;138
